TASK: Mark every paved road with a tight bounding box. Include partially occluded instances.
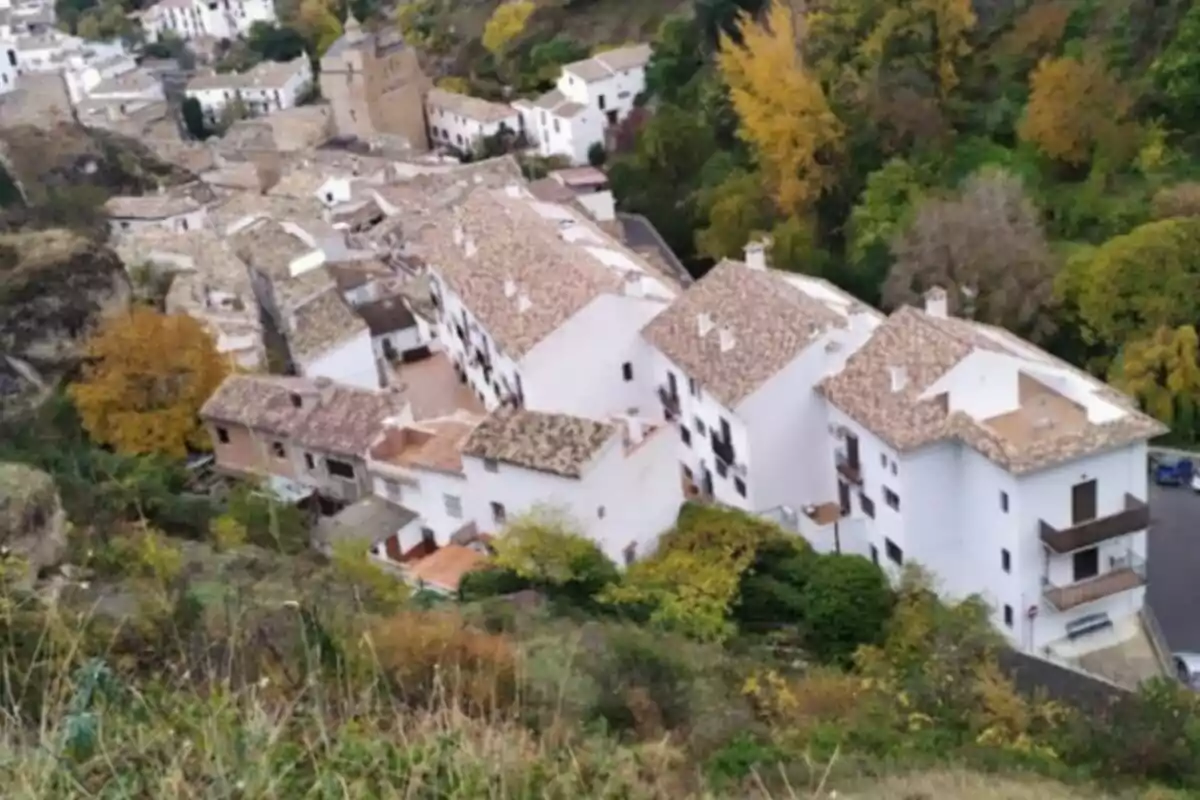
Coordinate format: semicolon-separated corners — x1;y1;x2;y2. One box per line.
1148;484;1200;652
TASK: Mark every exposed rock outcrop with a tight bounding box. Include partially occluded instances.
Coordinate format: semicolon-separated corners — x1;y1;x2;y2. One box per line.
0;229;132;375
0;463;68;584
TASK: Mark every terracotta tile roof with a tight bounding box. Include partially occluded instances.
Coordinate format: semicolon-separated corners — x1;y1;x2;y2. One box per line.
202;374;406;456
421;188;680;359
642;259;847;409
406;544;487;593
209;193;329;234
288;287;369;361
229;217;317;279
562;44;652;83
369;413;483;475
426;88;516;124
818;306;1169;474
461;407;615;478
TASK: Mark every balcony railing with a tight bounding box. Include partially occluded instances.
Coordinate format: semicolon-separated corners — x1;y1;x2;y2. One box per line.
1039;493;1150;554
1042;552;1147;612
658;385;681;420
835;451;862;485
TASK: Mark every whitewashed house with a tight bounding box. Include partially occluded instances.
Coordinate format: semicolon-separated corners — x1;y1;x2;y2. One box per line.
514;43;651;165
139;0;276;43
367;406;681;567
817;288;1166;659
185;57;313;126
641;241;882;525
62;51;138;103
425;88;520;155
420;184;684;419
103;191;209;237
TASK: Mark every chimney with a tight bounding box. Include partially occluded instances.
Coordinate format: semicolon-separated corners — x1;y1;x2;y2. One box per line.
889;366;907;392
924;286;948;318
719;326;736;353
452;223;464;246
464;236;477;257
517;293;532;313
744;237;770;271
697;312;714;337
625;416;645;445
503;278;517;298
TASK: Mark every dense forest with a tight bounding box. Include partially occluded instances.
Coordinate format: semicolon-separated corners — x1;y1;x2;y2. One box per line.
595;0;1200;443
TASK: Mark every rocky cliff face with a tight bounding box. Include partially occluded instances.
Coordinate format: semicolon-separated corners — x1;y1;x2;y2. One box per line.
0;463;68;585
0;229;132;376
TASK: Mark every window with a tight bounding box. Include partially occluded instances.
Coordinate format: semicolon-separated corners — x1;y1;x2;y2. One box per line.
883;487;900;511
490;501;507;526
885;538;903;565
880;454;887;467
667;371;678;396
694;417;706;435
421;527;436;547
734;477;746;497
326;459;355;480
598;93;606;110
597;505;606;519
623;541;637;566
1001;548;1011;573
215;426;230;444
483;458;499;473
720;417;732;443
622;362;633;381
860;494;875;518
384;479;402;500
1004;605;1014;628
680;426;691;446
870;545;879;565
715;459;727;478
1000;491;1009;513
688;377;699;397
444;494;462;518
1071;479;1097;524
271;441;286;458
553;119;560;133
890;461;897;476
290;392;302;408
304;453;315;470
1073;547;1099;582
682;464;693;481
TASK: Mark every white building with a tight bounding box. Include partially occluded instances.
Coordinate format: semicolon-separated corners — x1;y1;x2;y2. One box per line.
62;51;138;103
103;191;209;237
425;88;520;155
420;184;685;419
77;67;163;107
185;57;313;126
817;288;1166;659
0;41;16;94
367;405;681;567
356;294;433;364
139;0;276;43
641;241;883;523
514;43;651;165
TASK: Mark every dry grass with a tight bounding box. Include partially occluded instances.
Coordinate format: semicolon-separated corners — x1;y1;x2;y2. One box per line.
834;768;1168;799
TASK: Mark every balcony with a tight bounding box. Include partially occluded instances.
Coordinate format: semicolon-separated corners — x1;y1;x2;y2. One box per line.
1042;552;1147;612
658;385;681;420
835;451;863;485
1039;493;1150;554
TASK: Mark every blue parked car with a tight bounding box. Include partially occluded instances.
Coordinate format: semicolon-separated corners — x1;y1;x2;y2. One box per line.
1153;456;1194;487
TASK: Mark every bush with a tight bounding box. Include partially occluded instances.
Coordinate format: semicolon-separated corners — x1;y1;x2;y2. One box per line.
224;485;310;554
588;142;607;166
798;553;893;665
458;565;530;602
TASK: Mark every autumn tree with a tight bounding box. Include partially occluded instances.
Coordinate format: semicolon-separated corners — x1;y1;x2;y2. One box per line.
717;1;843;216
884;168;1057;342
69;308;228;459
1018;53;1134;168
482;0;534;58
491;508;618;605
1058;217;1200;351
296;0;343;57
1110;325;1200;434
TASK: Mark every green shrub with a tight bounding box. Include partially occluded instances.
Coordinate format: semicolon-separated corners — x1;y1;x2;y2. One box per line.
799;553;893;665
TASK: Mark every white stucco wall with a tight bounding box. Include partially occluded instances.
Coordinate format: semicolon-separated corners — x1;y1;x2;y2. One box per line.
300;330;379;390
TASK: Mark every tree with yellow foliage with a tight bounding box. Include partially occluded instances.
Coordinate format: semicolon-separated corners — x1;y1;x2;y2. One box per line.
69;308;228;459
296;0;343;57
1110;325;1200;432
718;1;843;217
482;0;534;58
1018;53;1133;167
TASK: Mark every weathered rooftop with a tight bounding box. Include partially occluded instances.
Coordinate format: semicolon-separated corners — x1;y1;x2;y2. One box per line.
561;43;653;83
461;406;615;479
104;192;201;220
369;413;482;475
355;295;416;337
287;286;368;361
818;306;1168;474
201;373;406;456
115;227;250;293
641;259;847;409
426;88;516;124
228;217;317;278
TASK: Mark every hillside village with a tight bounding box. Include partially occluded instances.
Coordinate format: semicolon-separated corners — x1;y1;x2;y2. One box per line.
6;0;1200;795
